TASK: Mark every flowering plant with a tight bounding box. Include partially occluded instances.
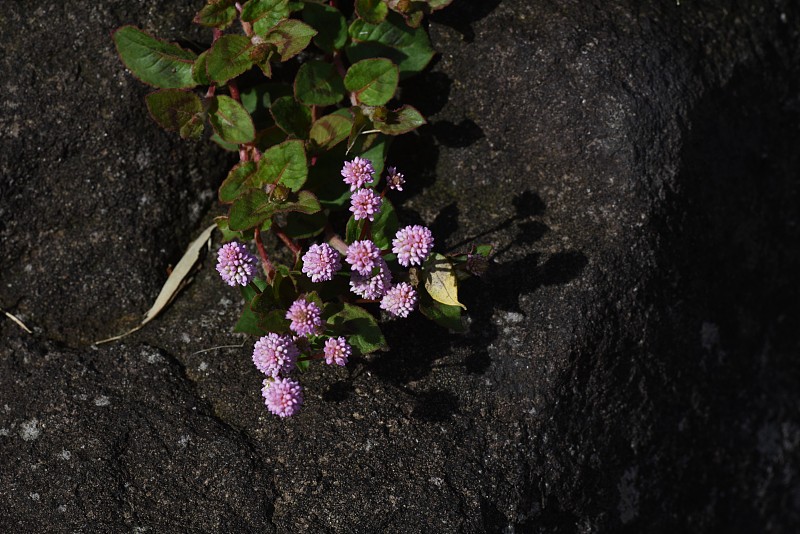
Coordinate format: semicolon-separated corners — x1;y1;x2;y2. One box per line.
114;0;490;417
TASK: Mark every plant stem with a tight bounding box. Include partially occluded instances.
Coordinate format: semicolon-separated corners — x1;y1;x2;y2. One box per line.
254;228;276;282
273;224;302;259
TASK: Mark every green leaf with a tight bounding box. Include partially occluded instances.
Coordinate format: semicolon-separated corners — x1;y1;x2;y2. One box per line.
192;50;211;86
284;210;327;239
145;90;204;140
294;61;346;106
241;279;266;304
210;133;240;152
344;58;398;106
229;189;274;231
309;112;353;151
301;2;348;53
327;303;387;354
258;309;291;333
273;268;297;308
355;0;388;24
418;292;465;332
280;190;321;214
242;0;290;33
255;126;289;152
254;140;308;191
425;0;453;12
347;106;371;154
346;13;434;79
208;95;256;144
350;130;389;176
423;253;465;309
345;216;364;244
194;0;238;28
271;96;312;139
214;216;242;242
371;197;398;249
474;244;493;257
372;105;426;135
234;303;268;335
219;161;258;203
304;147;350;209
241;82;292;127
206;34;254;84
113;26;197;89
262;19;317;62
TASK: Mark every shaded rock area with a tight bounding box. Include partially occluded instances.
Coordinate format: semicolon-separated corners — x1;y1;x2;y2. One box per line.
1;0;799;532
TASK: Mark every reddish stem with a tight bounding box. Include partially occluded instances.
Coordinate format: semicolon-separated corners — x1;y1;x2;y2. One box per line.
358;220;371;241
254;228;276;282
228;80;241;101
273;225;302;258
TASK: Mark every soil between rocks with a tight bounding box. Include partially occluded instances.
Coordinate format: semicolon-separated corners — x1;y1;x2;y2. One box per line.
1;1;799;532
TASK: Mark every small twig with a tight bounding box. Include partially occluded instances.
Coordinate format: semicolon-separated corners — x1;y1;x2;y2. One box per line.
3;310;32;334
192;342;245;355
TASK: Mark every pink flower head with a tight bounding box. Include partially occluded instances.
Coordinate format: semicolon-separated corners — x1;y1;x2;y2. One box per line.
301;243;341;283
323;336;352;366
345;239;381;276
286;298;323;337
380;282;417;318
216;241;259;286
262;377;304;418
349;257;392;299
252;333;299;377
350;188;383;221
392;225;434;267
386;166;405;191
341;157;375;191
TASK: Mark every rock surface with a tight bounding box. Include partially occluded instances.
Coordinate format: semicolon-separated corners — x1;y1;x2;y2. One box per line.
1;0;799;532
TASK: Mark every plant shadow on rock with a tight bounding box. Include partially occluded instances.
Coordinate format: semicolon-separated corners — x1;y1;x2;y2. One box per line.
361;191;586;422
430;0;503;43
515;57;800;532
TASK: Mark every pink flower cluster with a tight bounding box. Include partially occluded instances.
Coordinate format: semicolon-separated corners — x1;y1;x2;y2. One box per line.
216;241;259;286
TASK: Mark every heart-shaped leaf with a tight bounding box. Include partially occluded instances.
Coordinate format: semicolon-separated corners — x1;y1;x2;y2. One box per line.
346;13;434;79
206;34;254;84
344;58;398;106
355;0;388;24
271;96;312;139
194;0;238;29
372;104;426;135
301;2;348;53
295;61;346;106
253;140;308;191
263;19;317;62
208;95;256;144
145;90;204;140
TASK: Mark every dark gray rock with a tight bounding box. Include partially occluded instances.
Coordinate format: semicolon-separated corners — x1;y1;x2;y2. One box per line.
0;0;232;345
1;0;799;532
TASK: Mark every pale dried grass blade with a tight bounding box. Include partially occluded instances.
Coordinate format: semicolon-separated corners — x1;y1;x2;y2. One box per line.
4;310;33;334
95;223;216;344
